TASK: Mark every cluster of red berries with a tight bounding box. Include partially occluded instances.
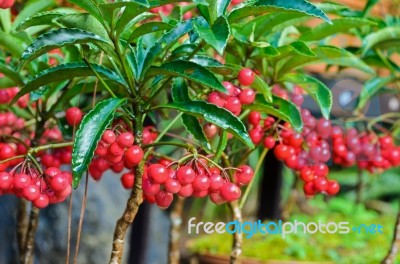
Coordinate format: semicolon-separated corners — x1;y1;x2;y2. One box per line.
0;87;30;108
128;158;255;209
204;68;257;138
0;167;72;208
332;128;400;173
247;85;340;197
150;3;193;20
89;126;157;181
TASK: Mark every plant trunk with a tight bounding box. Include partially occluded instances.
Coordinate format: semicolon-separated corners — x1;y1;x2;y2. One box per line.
382;212;400;264
23;207;40;264
228;201;243;264
169;197;185;264
17;199;29;263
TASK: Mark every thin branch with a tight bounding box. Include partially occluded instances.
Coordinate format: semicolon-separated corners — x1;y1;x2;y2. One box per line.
168;197;185;264
22;206;40;264
73;173;89;264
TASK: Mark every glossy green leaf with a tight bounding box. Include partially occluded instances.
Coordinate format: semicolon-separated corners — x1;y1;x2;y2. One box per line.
72;98;127;187
67;0;104;24
254;0;331;23
12;0;57;30
161;100;254;148
289;41;315;57
362;27;400;55
300;18;376;41
0;31;25;57
128;22;173;42
357;76;400;110
149;60;227;93
106;2;149;36
0;62;24;87
278;46;374;75
19;28;110;67
190;56;223;67
229;0;331;24
16;12;64;31
140;18;196;78
11;63;127;104
56;13;110;40
247;94;303;131
281;73;332;119
172;78;212;151
194;16;230;55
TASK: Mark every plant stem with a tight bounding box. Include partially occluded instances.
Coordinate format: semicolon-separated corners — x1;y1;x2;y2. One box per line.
22;207;40;264
73;173;89;264
228;201;243;264
168;197;185;264
142;142;192;151
382;211;400;264
239;148;268;209
109;109;144;264
17;199;29;263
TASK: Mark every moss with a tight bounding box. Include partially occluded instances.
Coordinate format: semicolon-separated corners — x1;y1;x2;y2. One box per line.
187;197;400;263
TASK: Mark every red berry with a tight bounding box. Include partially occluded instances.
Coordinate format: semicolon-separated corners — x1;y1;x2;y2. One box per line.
0;172;13;190
155;190;173;209
238;68;255;86
208;92;225;107
13;173;31;191
142;178;160;195
220;182;241;202
117;132;134;148
176;166;196;185
125;145;144;166
303;182;317;197
326;180;340;195
23;185;40;201
249;128;263;144
248;111;261;126
274;144;290;161
263;136;276;149
178;184;193;197
224;97;242;116
33;194;49;209
192;174;210;191
121;173;135;189
148;164;168;184
102;130;116;144
300;167;315;182
210;192;225;205
50;173;69;192
203;123;218;138
236;165;254;185
209;173;224;192
165;179;181;194
108;142;125;156
239;89;256;104
65;107;83;126
313;178;328;192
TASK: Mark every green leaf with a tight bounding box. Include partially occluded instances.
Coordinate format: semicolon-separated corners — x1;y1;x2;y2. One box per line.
19;28;111;67
12;0;57;31
161;100;254;148
56;13;110;40
281;73;332;119
0;31;25;57
247;94;303;131
105;2;149;36
11;63;127;104
362;27;400;55
229;0;331;24
0;62;24;87
16;12;65;31
128;22;173;42
67;0;104;25
289;41;315;57
357;76;400;110
72;98;127;187
277;46;374;75
254;0;331;23
149;60;227;93
141;18;196;78
300;18;376;41
194;16;230;55
172;78;212;152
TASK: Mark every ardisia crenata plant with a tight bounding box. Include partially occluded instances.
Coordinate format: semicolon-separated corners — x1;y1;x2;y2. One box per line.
0;0;399;264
